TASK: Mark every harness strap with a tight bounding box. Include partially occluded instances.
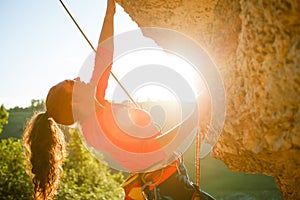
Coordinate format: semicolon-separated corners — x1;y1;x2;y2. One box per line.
121;159;182;200
141;159;180;190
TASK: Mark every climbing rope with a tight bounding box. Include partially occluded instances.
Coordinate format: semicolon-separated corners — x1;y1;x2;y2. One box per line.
195;127;201;187
58;0;139;108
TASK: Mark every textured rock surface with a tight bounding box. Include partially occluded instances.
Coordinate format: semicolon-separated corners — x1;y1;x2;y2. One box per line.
116;0;300;199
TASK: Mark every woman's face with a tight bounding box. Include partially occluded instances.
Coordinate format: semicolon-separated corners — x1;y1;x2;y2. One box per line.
46;78;99;125
72;78;97;122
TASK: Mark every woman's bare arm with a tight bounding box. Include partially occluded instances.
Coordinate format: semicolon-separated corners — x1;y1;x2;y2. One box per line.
98;0;115;50
91;0;116;101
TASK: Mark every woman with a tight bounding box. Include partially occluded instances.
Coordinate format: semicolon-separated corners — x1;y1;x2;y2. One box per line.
23;1;117;199
23;0;209;199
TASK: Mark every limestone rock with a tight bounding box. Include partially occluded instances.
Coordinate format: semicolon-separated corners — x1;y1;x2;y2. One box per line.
116;0;300;199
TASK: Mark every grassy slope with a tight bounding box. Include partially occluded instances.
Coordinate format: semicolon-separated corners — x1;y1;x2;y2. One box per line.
184;141;283;199
1;109;283;199
1;110;34;139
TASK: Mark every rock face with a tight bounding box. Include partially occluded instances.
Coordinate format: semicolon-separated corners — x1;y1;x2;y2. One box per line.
116;0;300;199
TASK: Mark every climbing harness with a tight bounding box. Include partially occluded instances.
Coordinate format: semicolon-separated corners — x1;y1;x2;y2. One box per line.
121;157;215;200
58;0;139;108
120;127;216;200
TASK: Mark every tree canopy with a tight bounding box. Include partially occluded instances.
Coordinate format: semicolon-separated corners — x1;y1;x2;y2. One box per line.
0;128;124;199
0;105;9;134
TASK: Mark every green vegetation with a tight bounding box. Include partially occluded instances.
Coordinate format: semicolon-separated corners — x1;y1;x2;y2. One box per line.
1;110;33;139
57;129;124;199
0;129;124;199
1;100;124;199
0;101;283;199
0;138;32;200
1;99;45;139
0;104;9;134
184;141;283;200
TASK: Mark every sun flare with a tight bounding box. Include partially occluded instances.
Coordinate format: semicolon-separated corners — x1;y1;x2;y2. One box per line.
105;49;204;103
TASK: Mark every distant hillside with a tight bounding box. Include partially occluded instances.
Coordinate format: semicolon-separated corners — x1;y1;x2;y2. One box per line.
1;110;34;139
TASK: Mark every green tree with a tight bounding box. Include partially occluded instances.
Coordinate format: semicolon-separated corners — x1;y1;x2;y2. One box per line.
57;128;124;199
29;99;45;111
0;138;32;200
0;129;124;199
0;104;9;134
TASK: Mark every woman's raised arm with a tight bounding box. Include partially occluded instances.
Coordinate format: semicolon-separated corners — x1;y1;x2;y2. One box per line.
99;0;115;48
90;0;116;101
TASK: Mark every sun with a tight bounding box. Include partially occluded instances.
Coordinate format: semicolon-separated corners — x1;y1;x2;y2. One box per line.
105;48;203;103
132;84;177;102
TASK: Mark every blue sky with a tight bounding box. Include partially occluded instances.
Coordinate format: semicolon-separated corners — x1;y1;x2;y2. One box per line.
0;0;201;109
0;0;139;108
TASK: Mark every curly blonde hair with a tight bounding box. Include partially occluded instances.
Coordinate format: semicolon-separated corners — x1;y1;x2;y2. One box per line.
23;112;66;199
